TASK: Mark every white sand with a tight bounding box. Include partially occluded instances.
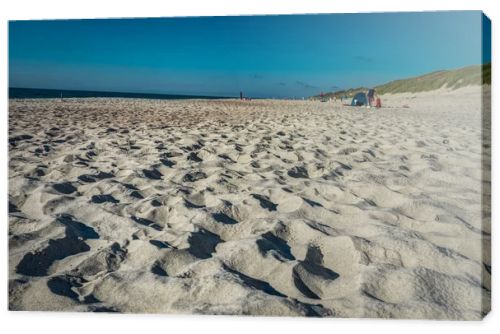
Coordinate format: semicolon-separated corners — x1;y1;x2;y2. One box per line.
8;86;490;319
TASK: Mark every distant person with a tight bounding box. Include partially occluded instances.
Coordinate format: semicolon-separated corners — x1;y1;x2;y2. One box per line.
240;91;243;100
376;97;382;108
367;89;375;107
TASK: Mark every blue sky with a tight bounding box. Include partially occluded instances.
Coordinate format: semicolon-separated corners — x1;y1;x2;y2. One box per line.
9;11;489;98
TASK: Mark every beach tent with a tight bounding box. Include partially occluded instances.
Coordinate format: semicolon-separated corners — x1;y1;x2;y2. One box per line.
351;92;368;106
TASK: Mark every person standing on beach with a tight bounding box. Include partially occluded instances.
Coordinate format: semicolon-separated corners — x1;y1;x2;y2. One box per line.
367;89;375;107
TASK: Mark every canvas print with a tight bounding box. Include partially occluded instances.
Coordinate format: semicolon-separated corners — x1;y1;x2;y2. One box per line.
8;11;491;319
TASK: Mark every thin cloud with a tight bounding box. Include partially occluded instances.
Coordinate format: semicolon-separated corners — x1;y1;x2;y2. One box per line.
296;81;318;90
354;56;373;63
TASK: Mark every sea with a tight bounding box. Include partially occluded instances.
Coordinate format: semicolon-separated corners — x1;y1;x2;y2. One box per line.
9;87;230;100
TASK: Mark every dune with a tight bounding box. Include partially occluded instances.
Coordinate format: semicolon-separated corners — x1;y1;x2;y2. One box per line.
8;85;490;319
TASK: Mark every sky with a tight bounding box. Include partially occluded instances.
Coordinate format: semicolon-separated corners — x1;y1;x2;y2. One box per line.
9;11;490;98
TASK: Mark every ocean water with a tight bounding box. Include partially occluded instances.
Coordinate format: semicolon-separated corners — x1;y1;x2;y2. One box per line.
9;87;230;100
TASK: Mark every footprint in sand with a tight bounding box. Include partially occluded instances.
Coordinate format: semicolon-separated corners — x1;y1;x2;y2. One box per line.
149;240;172;249
276;195;303;213
292;245;340;299
256;232;295;261
288;166;309;178
16;214;99;277
52;182;78;195
131;216;163;231
9;134;33;146
71;242;127;278
129;190;144;199
151;262;168;276
187;152;203;162
212;212;239;225
222;264;286;297
251;194;277;211
143;168;163;180
184;192;207;208
183;171;207;182
187;229;223;259
160;158;176;167
47;274;99;304
91;194;119;204
77;171;114;183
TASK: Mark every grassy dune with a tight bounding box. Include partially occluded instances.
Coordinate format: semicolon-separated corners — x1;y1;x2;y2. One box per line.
313;63;490;99
376;63;491;94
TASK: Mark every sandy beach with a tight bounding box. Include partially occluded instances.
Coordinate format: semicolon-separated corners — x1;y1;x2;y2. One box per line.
8;86;490;319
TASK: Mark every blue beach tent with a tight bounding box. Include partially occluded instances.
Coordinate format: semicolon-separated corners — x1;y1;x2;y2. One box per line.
351;92;368;106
